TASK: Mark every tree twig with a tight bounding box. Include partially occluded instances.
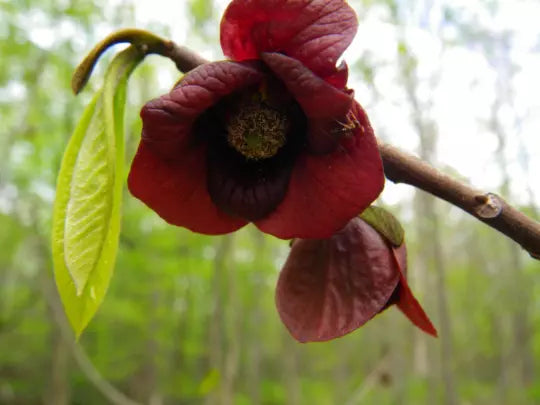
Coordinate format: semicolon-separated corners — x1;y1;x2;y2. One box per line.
378;141;540;259
86;32;540;259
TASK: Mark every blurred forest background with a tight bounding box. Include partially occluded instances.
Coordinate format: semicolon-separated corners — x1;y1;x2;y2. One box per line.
1;0;540;404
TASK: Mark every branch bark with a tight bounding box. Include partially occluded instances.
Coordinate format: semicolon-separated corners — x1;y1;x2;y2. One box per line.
378;141;540;259
105;34;540;259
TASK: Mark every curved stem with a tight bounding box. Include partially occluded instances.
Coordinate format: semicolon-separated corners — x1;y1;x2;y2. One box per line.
72;28;206;94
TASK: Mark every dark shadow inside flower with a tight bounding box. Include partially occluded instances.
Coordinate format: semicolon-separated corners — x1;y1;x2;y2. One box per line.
193;77;308;221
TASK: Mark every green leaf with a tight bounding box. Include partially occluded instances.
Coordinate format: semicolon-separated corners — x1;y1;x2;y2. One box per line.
359;206;405;247
52;46;143;337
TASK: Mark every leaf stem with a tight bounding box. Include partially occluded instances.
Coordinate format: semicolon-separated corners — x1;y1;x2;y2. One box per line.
71;28;206;94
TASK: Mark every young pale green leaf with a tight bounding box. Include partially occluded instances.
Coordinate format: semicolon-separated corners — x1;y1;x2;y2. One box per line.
52;46;143;337
359;206;405;247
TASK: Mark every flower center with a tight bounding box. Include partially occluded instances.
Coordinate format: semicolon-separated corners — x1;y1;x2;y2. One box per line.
227;101;290;160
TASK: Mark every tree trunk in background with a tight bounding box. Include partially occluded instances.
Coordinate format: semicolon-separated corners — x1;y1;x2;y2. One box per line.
222;236;241;405
146;290;163;405
169;242;192;404
490;96;535;389
414;188;457;405
492;312;510;403
148;295;164;405
429;207;457;405
127;282;162;404
412;190;431;381
398;38;458;405
206;235;232;405
282;329;301;405
246;231;265;405
276;239;302;405
44;303;71;405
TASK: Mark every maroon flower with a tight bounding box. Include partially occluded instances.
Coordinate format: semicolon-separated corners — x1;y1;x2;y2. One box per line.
276;217;437;342
128;0;384;238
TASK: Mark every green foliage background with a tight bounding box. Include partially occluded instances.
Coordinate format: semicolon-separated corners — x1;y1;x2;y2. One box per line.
1;0;539;404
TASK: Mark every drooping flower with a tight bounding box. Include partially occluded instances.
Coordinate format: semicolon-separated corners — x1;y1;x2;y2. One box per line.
128;0;384;239
276;215;437;342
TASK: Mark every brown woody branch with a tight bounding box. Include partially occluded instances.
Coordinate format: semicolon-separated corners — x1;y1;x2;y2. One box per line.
378;141;540;259
161;43;540;259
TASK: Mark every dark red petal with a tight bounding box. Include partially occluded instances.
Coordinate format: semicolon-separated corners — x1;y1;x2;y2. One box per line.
260;53;352;116
256;102;384;239
391;246;438;337
128;143;247;235
221;0;358;76
206;139;294;221
324;61;349;89
140;61;263;159
276;218;400;342
261;52;353;153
